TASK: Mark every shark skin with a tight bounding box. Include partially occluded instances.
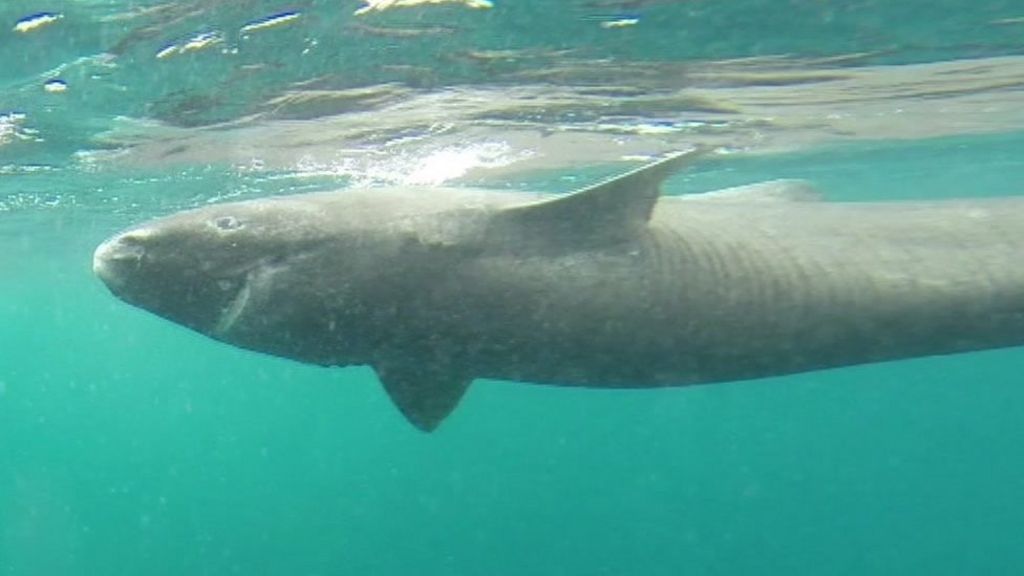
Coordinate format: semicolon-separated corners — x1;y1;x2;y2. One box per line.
93;149;1024;431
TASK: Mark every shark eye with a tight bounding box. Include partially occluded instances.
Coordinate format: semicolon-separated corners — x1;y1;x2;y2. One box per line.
212;216;243;231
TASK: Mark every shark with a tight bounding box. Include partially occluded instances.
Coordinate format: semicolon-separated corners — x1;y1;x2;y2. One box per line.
93;149;1024;430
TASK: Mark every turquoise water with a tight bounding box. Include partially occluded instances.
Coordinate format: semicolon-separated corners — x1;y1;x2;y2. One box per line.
3;1;1024;574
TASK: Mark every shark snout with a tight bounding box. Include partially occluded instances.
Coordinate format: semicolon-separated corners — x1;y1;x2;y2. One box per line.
93;229;150;290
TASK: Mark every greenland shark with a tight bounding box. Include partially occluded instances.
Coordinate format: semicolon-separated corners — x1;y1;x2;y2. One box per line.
93;149;1024;431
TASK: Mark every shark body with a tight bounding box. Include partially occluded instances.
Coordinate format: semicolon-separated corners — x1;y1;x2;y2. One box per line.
94;150;1024;430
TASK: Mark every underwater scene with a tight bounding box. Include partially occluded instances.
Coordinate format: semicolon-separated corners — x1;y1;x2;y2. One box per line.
2;0;1024;574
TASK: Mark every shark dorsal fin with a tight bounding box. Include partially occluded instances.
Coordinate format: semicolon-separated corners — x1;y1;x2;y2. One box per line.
375;360;471;432
494;148;707;246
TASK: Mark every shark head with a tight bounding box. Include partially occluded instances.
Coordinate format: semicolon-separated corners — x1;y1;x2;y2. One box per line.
91;187;481;369
93;197;334;337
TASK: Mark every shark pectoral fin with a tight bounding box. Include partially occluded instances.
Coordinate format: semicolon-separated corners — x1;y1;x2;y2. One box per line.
495;147;709;245
374;362;471;432
685;179;822;203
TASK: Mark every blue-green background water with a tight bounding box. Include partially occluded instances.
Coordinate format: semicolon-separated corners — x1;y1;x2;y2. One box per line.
3;1;1024;574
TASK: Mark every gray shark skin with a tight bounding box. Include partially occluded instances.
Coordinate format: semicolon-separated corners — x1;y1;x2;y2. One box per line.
93;149;1024;431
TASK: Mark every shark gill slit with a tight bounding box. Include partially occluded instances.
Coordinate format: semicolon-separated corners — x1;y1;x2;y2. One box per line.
214;271;254;336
